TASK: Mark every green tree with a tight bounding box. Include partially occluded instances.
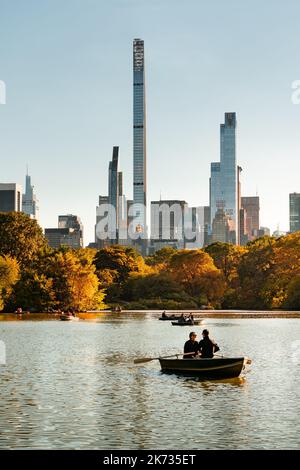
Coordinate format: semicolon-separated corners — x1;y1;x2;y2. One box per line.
0;212;47;267
94;245;147;284
205;242;245;286
145;247;176;269
6;271;55;312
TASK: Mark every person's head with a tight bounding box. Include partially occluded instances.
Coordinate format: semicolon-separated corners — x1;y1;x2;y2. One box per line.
202;329;209;337
189;331;197;341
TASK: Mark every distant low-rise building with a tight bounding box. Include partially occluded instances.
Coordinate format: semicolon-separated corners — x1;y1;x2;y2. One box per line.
45;214;83;249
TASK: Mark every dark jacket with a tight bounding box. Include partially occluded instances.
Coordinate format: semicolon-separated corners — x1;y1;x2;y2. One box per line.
198;337;220;358
183;339;199;358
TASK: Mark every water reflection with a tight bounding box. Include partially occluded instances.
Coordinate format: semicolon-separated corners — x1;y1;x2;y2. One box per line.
0;317;299;449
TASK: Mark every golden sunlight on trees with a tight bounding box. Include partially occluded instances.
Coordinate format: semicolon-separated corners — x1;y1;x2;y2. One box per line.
0;255;20;310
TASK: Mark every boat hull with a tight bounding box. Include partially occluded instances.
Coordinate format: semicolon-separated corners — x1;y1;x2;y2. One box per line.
159;316;179;321
60;315;79;321
171;320;203;326
159;357;247;379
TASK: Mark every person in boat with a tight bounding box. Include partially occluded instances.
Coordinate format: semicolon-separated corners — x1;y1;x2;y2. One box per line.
162;311;167;318
183;331;199;359
179;313;186;323
198;329;220;358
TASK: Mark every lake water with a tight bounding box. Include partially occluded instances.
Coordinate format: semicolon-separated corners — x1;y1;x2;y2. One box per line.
0;313;300;449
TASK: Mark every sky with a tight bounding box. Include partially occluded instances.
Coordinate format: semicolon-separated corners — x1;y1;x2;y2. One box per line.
1;0;300;244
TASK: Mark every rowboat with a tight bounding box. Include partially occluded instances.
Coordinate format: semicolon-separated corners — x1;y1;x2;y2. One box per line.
159;357;250;379
60;315;80;321
159;315;180;321
171;319;203;326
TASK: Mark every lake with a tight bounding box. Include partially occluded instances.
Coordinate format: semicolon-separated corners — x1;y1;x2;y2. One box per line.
0;313;300;449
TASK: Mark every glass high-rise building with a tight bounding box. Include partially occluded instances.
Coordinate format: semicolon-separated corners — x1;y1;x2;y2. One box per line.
210;112;238;244
22;172;39;220
241;196;260;240
108;146;120;226
290;193;300;233
133;38;147;235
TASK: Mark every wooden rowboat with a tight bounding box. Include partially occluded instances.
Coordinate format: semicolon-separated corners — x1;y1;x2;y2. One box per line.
159;357;249;379
171;319;203;326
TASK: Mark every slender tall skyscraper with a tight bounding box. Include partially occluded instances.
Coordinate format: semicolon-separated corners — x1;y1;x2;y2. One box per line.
22;172;39;220
133;38;147;234
210;112;238;244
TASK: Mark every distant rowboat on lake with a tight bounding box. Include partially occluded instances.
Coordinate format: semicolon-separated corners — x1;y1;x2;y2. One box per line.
60;315;80;321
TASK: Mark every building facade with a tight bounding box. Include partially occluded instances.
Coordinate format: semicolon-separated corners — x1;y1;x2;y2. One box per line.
45;214;83;249
290;193;300;233
241;196;260;242
133;38;147;236
0;183;22;212
150;200;187;252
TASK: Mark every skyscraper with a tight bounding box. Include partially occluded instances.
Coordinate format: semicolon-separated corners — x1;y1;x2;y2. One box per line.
210;113;238;244
289;193;300;233
241;196;260;241
133;38;147;235
108;146;122;241
22;172;39;220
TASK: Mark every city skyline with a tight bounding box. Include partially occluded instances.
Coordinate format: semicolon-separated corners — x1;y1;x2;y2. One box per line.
1;1;300;243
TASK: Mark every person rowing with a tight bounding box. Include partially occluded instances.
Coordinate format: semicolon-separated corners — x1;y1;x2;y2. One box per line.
198;329;220;358
183;331;199;358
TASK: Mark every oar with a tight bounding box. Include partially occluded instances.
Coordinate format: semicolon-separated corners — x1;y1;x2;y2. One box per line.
210;353;252;365
134;351;196;364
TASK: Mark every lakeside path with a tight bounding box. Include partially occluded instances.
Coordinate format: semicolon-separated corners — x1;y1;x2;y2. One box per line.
1;310;300;320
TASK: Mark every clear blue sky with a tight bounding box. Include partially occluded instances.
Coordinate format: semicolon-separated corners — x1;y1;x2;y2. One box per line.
1;0;300;244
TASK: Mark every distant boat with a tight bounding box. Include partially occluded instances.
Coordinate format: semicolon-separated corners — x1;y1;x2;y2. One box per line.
159;357;250;379
158;314;180;321
60;315;79;321
111;306;122;313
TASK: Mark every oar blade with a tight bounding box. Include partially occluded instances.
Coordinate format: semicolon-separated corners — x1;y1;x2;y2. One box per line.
134;357;156;364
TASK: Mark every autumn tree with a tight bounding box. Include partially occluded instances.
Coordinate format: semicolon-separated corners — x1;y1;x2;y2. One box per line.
49;249;106;311
0;255;20;310
235;236;276;309
168;249;225;306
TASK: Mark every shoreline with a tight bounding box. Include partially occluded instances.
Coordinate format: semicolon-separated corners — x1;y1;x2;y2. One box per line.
1;309;300;319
